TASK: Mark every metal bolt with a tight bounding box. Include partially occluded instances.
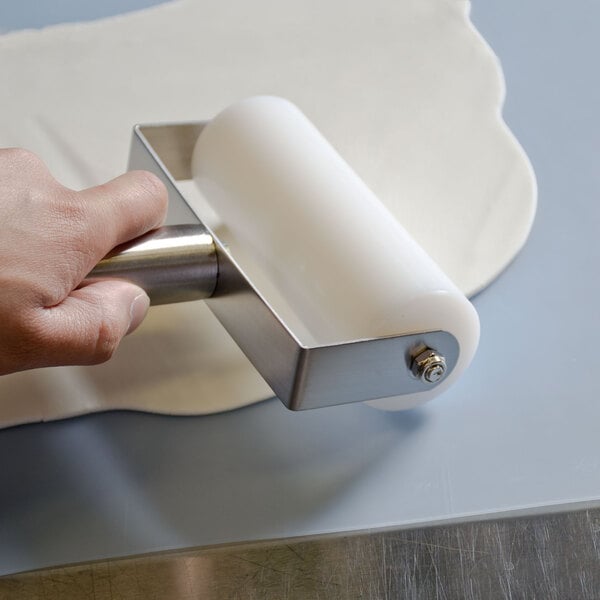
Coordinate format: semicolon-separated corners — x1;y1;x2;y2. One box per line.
411;347;447;384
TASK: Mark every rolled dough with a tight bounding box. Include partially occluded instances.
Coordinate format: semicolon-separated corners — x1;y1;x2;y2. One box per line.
0;0;536;427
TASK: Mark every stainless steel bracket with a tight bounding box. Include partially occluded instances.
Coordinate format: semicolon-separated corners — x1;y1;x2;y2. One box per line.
92;123;459;410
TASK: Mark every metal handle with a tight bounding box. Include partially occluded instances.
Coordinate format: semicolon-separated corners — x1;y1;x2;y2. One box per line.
86;224;218;305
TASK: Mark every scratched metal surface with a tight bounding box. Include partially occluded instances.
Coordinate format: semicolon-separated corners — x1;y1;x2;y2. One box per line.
2;508;600;599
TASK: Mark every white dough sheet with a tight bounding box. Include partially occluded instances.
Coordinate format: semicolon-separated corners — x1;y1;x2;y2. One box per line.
0;0;536;427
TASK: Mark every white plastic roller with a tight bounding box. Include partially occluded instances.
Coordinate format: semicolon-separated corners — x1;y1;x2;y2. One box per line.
191;97;480;410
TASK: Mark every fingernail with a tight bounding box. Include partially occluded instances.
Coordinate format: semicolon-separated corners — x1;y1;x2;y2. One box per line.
127;292;150;334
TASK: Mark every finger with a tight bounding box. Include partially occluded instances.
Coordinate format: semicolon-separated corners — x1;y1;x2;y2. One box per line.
75;170;168;263
29;280;150;368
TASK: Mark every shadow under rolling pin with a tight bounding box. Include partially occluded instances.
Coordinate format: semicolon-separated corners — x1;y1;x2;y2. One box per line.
86;97;479;412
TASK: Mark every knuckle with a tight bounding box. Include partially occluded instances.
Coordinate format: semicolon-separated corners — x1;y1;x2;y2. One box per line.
26;302;125;366
46;197;97;274
54;198;90;237
0;147;41;166
50;185;86;216
0;148;54;191
92;314;124;363
0;148;53;183
129;170;168;209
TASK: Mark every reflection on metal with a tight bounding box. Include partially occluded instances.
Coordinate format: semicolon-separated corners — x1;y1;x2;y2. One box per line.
2;508;600;598
87;224;217;305
410;346;447;384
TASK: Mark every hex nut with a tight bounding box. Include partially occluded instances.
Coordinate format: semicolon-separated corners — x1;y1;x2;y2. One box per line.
411;348;447;384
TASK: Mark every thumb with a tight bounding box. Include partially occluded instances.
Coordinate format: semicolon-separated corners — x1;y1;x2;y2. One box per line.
37;280;150;367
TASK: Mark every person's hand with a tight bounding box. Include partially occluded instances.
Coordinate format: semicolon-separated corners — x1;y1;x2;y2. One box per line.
0;148;168;376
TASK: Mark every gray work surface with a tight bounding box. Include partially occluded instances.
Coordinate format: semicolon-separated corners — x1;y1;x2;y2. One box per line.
1;0;600;578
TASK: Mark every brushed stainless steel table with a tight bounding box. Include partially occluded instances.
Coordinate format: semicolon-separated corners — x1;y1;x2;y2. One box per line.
2;507;600;599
